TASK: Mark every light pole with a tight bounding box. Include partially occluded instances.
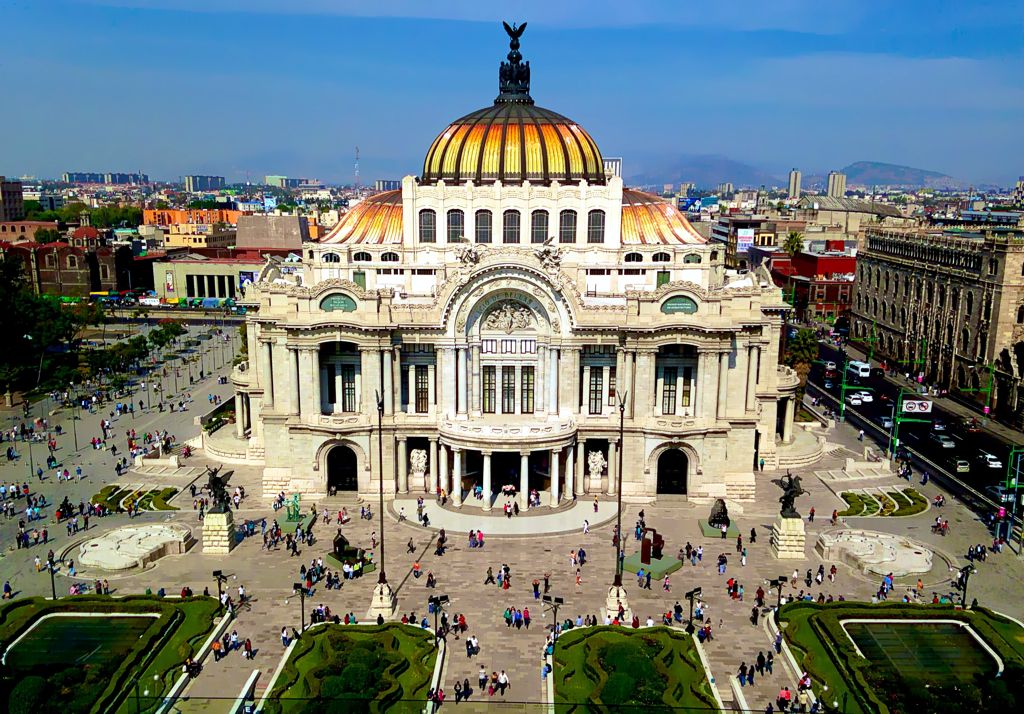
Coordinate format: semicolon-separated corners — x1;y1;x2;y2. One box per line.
212;570;228;611
292;581;306;634
613;390;627;587
770;576;788;610
428;593;449;641
376;391;387;587
684;586;702;634
48;560;57;600
958;564;977;608
542;594;565;642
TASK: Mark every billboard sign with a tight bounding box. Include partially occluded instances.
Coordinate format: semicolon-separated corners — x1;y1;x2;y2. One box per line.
737;227;755;253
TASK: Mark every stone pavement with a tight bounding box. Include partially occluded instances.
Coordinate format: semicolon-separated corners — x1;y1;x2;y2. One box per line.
391;495;619;536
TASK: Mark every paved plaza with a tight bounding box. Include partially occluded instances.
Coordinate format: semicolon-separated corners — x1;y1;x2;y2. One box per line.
3;340;1024;712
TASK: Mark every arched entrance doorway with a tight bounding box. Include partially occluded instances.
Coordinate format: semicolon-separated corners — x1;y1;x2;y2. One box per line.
326;445;358;493
657;449;688;494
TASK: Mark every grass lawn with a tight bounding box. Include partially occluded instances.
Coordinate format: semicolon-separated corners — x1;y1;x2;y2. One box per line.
779;602;1024;714
553;625;717;712
0;595;220;714
91;486;178;512
264;624;436;713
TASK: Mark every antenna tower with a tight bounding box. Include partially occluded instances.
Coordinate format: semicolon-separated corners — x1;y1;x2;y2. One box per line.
354;146;360;190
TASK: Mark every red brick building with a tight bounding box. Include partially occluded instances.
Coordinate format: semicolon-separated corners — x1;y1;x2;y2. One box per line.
0;220;61;242
771;241;856;322
0;240;130;297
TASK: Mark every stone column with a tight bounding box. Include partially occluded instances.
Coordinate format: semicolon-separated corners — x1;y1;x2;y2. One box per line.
696;352;707;419
607;439;618;496
243;394;251;431
550;448;561;507
471;344;481;416
320;364;331;414
622;350;635;418
746;346;759;412
559;348;579;414
397;436;408;493
298;349;315;419
537;345;547;415
783;398;795;443
635;350;655;419
452;448;463;506
286;346;300;415
576;440;587;495
259;341;274;408
407;363;415;413
382;347;394;415
360;347;379;416
457;347;468;414
427;363;436;416
332;363;343;414
520;451;530;511
234;393;245;438
565;442;575;501
439;443;449;497
482;451;492;510
391;346;402;414
548;348;559;413
675;365;685;416
717;350;730;420
654;364;664;416
429;438;439;494
582;364;591;414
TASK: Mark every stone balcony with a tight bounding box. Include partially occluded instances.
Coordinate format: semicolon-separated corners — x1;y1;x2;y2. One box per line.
439;415;577;450
230;360;252;388
777;364;800;391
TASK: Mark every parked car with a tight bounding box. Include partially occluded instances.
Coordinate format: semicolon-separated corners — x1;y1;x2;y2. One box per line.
824;361;837;371
929;433;955;449
977;452;1003;469
986;484;1015;504
955;458;971;473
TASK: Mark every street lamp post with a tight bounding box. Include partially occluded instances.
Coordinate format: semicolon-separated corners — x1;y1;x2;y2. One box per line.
959;564;977;608
770;576;788;610
684;587;702;634
542;594;565;642
428;594;449;642
613;391;627;587
212;570;227;611
49;561;57;600
292;582;307;634
376;391;386;587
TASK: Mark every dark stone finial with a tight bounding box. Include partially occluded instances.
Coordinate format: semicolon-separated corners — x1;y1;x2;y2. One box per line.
496;21;533;105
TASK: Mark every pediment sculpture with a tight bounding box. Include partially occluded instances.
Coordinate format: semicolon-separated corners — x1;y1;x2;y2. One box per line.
409;449;428;476
587;450;608;479
483;300;534;333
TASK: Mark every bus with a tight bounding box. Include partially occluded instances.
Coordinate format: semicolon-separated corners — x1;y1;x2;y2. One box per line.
846;360;871;380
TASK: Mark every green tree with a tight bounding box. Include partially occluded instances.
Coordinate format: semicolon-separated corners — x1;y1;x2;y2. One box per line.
33;228;63;243
784;328;819;398
783;230;804;256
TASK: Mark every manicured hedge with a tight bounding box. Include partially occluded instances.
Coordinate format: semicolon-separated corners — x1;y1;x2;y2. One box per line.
779;602;1024;713
0;596;219;714
553;626;716;712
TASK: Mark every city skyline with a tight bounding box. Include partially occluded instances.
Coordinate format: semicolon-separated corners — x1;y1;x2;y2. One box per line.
4;0;1023;185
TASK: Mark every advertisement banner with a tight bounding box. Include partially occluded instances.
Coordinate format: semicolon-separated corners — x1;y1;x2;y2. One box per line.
737;227;755;252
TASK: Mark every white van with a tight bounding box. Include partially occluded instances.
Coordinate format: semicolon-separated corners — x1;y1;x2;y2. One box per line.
846;360;871;380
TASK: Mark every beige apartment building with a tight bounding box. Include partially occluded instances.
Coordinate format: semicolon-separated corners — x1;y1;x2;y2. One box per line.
225;29;798;505
851;224;1024;424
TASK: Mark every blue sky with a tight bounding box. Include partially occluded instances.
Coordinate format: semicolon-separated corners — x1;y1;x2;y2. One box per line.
3;0;1022;186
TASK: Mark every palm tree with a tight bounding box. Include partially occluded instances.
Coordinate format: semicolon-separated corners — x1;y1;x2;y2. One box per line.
785;327;819;400
783;230;804;257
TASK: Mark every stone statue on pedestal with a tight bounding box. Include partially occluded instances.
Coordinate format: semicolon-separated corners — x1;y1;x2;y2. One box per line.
587;450;607;481
772;470;806;519
409;449;427;478
708;498;730;529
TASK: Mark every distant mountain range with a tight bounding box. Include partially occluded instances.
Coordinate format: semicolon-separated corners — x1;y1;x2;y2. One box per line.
627;156;966;191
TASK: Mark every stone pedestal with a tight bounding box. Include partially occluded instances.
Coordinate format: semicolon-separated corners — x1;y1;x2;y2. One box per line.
367;581;398;621
605;585;632;622
770;516;806;559
202;510;236;554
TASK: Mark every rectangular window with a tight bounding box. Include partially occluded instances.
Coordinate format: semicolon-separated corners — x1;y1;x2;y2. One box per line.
341;365;356;412
186;274;196;298
503;211;521;243
657;270;671;286
501;366;516;413
447;210;464;242
482;366;496;414
521;366;535;414
520;339;536;354
352;271;366;289
481;339;497;354
227;275;236;297
217;275;227;297
475;211;492;243
559;210;577;243
419;210;436;243
500;339;516;354
681;367;692;408
662;366;678;415
587;210;606;243
196;275;206;297
326;364;337;405
589;366;604;415
531;211;549;243
415;364;429;413
607;366;617;406
621;268;643;275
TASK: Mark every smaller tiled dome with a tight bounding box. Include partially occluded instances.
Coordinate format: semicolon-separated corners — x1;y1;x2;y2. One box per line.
620;190;706;245
322;190;403;244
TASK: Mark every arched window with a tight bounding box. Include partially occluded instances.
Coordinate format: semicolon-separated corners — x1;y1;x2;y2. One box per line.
558;210;576;243
353;251;371;261
475;210;492;243
530;210;549;244
502;210;520;244
587;210;606;243
44;253;56;268
624;252;643;263
418;209;435;243
881;303;888;321
67;255;78;269
884;271;889;293
447;209;464;242
1017;305;1024;324
322;252;341;263
961;328;970;352
683;254;701;264
965;291;974;315
653;252;671;262
381;252;399;262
